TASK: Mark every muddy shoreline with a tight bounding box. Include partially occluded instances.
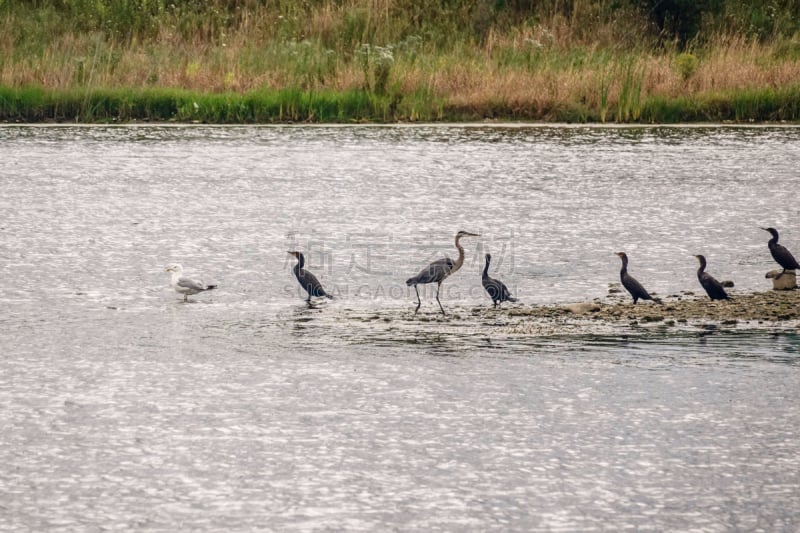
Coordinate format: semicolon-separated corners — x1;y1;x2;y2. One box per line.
329;289;800;342
495;289;800;336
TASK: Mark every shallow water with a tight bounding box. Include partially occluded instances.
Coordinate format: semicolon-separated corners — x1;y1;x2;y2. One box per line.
1;125;799;531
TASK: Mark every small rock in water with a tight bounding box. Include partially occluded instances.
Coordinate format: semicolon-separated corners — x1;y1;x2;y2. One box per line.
565;303;601;314
721;280;735;288
765;269;797;290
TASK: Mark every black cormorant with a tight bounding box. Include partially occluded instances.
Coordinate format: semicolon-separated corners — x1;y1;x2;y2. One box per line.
762;227;799;277
406;230;479;315
615;252;658;304
482;253;517;307
694;255;731;301
288;251;333;302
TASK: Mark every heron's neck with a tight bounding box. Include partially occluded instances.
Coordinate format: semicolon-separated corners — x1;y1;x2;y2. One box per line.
482;257;490;278
295;255;305;270
619;257;628;274
768;234;778;247
452;237;466;273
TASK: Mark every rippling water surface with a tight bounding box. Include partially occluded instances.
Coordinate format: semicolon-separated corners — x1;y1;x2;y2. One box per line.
1;125;799;531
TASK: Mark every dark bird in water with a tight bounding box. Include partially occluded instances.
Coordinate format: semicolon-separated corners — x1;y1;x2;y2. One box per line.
482;253;517;307
406;231;480;315
762;227;800;278
288;251;333;303
694;255;731;301
615;252;658;304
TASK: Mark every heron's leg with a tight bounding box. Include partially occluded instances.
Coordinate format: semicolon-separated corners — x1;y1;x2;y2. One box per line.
776;268;787;279
436;282;446;316
413;285;421;315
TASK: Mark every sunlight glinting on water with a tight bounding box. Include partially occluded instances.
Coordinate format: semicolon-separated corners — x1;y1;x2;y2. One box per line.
1;125;799;531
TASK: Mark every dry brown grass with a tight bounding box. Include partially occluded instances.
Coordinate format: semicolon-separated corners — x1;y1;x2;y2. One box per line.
3;34;796;97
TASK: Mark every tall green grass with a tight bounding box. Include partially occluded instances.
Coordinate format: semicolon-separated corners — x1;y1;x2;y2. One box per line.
2;84;799;123
639;86;800;123
0;85;450;123
616;58;646;122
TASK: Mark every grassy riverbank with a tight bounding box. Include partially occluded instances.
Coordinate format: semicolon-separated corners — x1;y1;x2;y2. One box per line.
3;84;800;123
2;1;800;123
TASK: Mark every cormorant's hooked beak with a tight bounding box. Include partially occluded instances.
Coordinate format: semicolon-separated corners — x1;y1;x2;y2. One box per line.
760;227;779;237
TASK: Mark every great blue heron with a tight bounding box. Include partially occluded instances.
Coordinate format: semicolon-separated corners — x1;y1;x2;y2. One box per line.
165;263;217;302
406;230;479;315
482;253;517;307
694;254;731;301
762;227;799;278
615;252;658;304
288;251;333;303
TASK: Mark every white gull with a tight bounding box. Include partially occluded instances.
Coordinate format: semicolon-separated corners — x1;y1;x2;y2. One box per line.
165;263;217;302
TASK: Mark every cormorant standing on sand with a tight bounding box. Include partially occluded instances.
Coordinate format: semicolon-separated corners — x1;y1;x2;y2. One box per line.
288;251;333;303
482;253;517;307
694;254;731;301
762;227;800;278
615;252;659;304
